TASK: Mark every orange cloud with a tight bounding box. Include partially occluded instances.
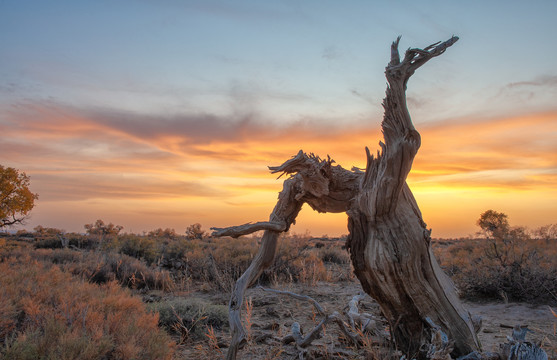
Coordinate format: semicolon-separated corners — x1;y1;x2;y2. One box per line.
1;101;556;237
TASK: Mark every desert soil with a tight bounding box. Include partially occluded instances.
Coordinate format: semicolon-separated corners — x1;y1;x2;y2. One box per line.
179;280;557;359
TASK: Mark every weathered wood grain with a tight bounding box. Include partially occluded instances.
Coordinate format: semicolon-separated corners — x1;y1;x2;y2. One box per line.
213;36;481;360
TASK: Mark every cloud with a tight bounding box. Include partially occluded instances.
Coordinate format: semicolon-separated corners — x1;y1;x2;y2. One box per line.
322;46;340;60
350;89;375;105
494;75;557;106
506;75;557;89
2;100;556;236
3;100;556;181
410;112;557;189
0;100;378;208
32;172;227;202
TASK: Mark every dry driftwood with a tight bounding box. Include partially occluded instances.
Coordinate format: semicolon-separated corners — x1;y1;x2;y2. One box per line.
499;325;548;360
212;36;482;359
259;287;379;353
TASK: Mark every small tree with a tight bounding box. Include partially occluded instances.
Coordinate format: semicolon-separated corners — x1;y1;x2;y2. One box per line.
477;210;533;268
185;223;204;240
477;209;509;239
472;210;554;303
84;219;123;248
0;165;38;228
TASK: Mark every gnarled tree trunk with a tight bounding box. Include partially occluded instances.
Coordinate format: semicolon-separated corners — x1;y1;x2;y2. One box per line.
211;36;481;359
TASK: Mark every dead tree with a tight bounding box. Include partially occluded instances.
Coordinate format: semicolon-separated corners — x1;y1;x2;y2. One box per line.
212;36;481;359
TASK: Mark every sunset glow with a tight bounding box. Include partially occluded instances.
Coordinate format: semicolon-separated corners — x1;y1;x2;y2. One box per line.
1;1;556;237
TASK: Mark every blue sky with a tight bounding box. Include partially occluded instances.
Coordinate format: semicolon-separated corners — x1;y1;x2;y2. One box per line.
3;1;556;121
1;1;556;236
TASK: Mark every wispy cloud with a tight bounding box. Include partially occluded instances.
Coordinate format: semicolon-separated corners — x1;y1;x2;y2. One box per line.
3;100;556;183
1;100;556;235
410;113;557;191
322;46;340;60
506;75;557;89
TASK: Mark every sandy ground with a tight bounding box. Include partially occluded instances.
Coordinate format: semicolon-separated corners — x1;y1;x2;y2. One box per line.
464;301;556;354
179;280;557;359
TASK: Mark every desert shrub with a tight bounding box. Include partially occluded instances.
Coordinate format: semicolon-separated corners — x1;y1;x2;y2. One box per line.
149;298;228;340
0;257;174;359
168;235;336;289
98;232;202;268
0;236;29;254
208;237;257;286
160;236;196;264
433;212;557;304
164;237;258;291
267;235;344;284
76;251;175;291
148;227;179;240
262;234;310;283
433;237;557;304
319;246;350;265
33;237;63;249
67;232;98;249
2;248;175;292
33;247;82;264
292;251;329;285
76;251;174;291
117;234;159;265
32;230;96;250
31;226;64;249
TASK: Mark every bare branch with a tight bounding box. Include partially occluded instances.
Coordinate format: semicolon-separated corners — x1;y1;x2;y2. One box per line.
1;215;25;228
329;312;361;347
226;231;281;360
211;221;287;238
258;286;325;316
284;319;328;348
347;294;378;333
386;35;459;83
389;36;402;66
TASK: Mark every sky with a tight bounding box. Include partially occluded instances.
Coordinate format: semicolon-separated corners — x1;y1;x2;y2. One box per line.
1;0;556;238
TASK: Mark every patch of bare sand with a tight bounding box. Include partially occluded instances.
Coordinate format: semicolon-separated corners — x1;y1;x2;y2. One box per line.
464;301;556;354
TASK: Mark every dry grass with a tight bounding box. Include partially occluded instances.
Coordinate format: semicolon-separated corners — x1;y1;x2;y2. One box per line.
148;297;228;341
0;256;174;359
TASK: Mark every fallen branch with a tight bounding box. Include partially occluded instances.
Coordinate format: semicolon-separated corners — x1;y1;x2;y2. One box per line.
251;287;543;360
258;286;381;352
498;325;548;360
258;286;325;316
347;294;378;334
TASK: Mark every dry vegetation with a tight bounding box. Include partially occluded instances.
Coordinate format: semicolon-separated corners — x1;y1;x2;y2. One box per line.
433;236;557;304
0;215;556;359
0;254;173;359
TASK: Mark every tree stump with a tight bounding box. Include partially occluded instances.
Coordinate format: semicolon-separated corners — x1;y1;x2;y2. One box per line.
211;36;481;359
